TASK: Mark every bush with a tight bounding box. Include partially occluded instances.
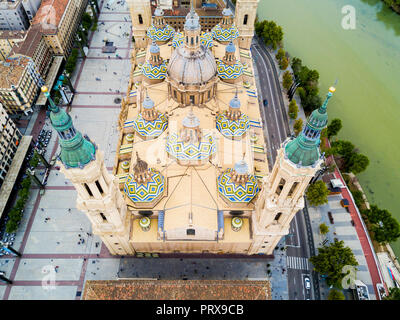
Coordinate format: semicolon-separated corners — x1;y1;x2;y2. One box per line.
288;99;298;119
282;71;293;91
319;223;329;235
293;118;303;136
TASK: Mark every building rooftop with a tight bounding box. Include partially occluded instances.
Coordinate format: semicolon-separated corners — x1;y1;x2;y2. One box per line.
0;30;26;40
12;25;43;58
31;0;69;30
83;279;271;300
0;55;30;89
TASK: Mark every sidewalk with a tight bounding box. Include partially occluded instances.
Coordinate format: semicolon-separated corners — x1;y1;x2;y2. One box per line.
308;193;376;299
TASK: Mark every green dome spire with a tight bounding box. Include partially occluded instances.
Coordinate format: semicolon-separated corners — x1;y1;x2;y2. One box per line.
284;87;336;167
41;86;96;169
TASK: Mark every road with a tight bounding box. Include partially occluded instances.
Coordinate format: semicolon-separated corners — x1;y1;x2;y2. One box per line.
250;37;318;300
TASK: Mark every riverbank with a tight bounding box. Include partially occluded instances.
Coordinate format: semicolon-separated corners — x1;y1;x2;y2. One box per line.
258;0;400;263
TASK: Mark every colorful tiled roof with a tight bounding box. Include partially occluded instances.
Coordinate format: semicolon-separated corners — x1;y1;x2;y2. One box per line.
141;61;167;80
216;59;244;80
216;113;250;138
123;168;165;203
147;24;175;42
211;24;239;42
132;113;168;138
217;168;259;203
166;132;217;161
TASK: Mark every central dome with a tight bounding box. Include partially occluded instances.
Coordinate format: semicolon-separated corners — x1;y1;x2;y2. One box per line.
167;45;217;86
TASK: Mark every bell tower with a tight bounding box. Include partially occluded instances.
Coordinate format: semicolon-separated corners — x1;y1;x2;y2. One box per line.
250;87;336;255
42;86;134;256
235;0;259;49
130;0;152;49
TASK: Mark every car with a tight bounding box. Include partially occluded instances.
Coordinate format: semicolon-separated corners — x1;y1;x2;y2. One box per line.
263;99;268;107
304;276;311;290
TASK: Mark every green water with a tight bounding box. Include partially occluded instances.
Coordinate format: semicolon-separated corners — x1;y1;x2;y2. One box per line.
258;0;400;258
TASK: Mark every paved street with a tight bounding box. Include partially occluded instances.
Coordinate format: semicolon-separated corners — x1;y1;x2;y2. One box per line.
0;0;129;300
251;37;318;300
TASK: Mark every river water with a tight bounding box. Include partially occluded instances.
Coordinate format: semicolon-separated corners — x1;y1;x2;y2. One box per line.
257;0;400;258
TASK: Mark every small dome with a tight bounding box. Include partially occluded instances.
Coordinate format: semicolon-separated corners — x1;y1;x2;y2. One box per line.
154;7;164;16
150;41;160;53
229;95;241;109
182;111;200;128
234;160;249;175
142;95;155;109
217;168;259;203
226;41;236;53
185;7;200;30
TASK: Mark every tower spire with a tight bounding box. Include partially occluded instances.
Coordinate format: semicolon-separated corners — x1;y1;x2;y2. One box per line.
284;86;336;167
319;86;336;114
41;86;96;169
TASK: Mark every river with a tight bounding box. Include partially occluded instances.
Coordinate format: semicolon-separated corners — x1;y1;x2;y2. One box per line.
257;0;400;258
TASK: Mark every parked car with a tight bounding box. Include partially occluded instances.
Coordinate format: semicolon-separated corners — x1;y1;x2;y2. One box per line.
304;277;311;290
263;99;268;107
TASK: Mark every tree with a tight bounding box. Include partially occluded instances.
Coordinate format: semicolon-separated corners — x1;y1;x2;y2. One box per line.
364;205;400;244
279;56;289;70
384;287;400;300
309;239;358;288
306;180;329;206
257;20;284;50
282;71;293;91
327;289;345;300
319;223;329;235
348;153;369;175
327;118;342;138
330;140;355;163
275;48;285;61
288;99;298;119
291;57;303;79
293;118;303;136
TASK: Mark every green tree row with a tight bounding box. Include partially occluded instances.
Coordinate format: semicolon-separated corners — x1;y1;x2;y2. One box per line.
6;176;31;234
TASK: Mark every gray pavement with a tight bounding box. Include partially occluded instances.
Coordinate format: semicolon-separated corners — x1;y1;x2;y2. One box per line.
308;193;376;300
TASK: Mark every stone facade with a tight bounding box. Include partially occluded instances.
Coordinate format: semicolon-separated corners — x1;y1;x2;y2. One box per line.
55;0;332;256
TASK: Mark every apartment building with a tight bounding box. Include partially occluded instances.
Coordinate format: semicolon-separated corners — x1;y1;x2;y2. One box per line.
0;103;32;220
21;0;42;20
0;54;43;114
12;24;53;77
32;0;88;58
0;0;30;31
0;104;22;188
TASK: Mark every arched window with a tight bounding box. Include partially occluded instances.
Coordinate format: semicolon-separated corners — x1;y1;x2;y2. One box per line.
288;182;299;197
95;180;104;194
138;14;143;24
243;14;248;25
274;212;282;221
275;178;286;195
84;183;93;197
